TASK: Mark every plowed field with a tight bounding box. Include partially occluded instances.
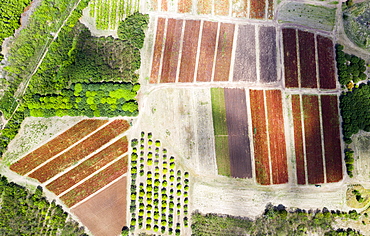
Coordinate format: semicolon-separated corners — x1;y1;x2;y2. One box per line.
214;23;235;81
259;26;277;83
282;28;298;88
299;31;317;88
150;18;166;84
250;0;265;19
292;95;306;185
317;35;336;89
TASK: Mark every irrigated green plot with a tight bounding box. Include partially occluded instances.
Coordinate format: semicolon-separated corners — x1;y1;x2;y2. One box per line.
215;136;231;176
211;88;228;136
277;2;336;31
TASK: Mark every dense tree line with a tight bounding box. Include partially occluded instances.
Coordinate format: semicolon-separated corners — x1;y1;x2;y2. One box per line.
0;0;31;61
0;175;87;235
191;205;364;236
0;111;24;157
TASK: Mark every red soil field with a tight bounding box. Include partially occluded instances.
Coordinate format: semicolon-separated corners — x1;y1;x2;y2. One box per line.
321;95;343;183
250;0;265;19
250;90;270;185
150;18;166;84
215;0;230;16
292;95;306;185
224;88;252;178
197;0;212;14
265;90;288;184
178;20;201;83
29;120;129;183
160;18;183;83
196;21;218;82
46;138;128;195
267;0;274;19
61;157;128;207
161;0;168;11
317;35;336;89
72;177;127;236
298;30;317;88
282;28;298;88
214;23;235;82
10;119;108;175
302;95;324;184
178;0;192;13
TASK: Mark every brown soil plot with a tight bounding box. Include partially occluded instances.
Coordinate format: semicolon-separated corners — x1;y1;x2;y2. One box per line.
259;26;277;83
282;28;298;88
215;0;230;16
224;88;252;178
161;0;168;11
233;24;257;82
250;89;270;185
179;20;201;83
292;95;306;185
196;21;218;82
71;177;127;236
232;0;248;18
178;0;192;13
267;0;274;19
197;0;212;14
266;90;288;184
298;30;317;88
302;95;324;184
250;0;265;19
214;23;235;82
150;18;166;84
321;95;343;183
46;138;128;195
10;119;108;175
160;18;183;83
317;35;336;89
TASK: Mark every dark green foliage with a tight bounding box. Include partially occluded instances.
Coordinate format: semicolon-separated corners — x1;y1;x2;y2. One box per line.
325;228;363;236
0;175;86;235
0;92;18;119
344;148;354;177
118;12;149;48
0;111;24;158
335;44;367;86
0;0;31;61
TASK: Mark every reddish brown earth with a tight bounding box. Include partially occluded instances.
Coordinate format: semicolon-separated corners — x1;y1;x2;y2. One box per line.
46;138;128;195
259;26;277;83
215;0;230;15
298;30;317;88
179;20;201;83
197;0;212;14
266;90;288;184
250;0;265;19
71;177;127;236
292;95;306;185
317;35;336;89
150;18;166;84
282;28;298;88
214;23;234;81
160;18;183;83
233;24;256;82
224;88;252;178
267;0;274;19
29;120;129;183
161;0;168;11
10;119;108;175
60;157;128;207
250;90;270;185
321;95;343;183
196;21;218;82
178;0;192;13
302;95;324;184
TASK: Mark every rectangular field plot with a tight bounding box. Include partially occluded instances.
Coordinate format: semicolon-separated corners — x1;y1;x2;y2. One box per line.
197;0;212;14
46;138;128;195
233;24;256;82
224;88;252;178
259;26;277;83
214;23;235;81
150;18;166;84
298;30;317;88
282;28;298;88
10;119;108;175
178;0;192;13
215;0;230;16
250;90;270;185
321;95;342;182
60;157;128;208
197;21;218;82
292;95;306;185
179;20;201;83
160;18;183;83
265;90;288;184
302;95;324;184
250;0;265;19
317;35;336;89
28;120;129;183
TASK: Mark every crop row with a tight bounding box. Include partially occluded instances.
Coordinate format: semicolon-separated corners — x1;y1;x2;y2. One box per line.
28;119;129;183
10;119;108;175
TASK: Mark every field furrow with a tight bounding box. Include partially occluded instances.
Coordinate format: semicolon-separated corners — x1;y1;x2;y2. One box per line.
214;23;235;81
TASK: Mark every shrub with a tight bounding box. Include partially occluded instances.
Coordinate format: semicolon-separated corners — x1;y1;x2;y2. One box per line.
147;158;153;166
184;185;189;191
184;179;189;184
170;175;175;182
163;149;167;154
147;171;152;178
148;132;153;139
170;162;175;169
177;170;181;176
184;198;188;204
147;198;152;204
154;225;159;232
146;224;151;230
163;168;168;174
148;139;153;145
140;138;144;144
140;170;144;176
131;139;138;147
148;152;153;158
184;172;189;178
141;131;145;137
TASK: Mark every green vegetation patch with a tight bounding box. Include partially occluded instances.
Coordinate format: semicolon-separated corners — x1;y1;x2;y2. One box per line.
277;2;336;31
214;136;231;177
192;205;364;235
0;175;87;235
343;1;370;50
210;88;228;136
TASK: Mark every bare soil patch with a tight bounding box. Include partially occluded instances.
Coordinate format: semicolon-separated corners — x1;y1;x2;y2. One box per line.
282;28;299;88
150;18;166;84
298;30;317;88
292;95;306;185
259;26;277;83
214;23;235;81
250;0;265;19
317;35;336;89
